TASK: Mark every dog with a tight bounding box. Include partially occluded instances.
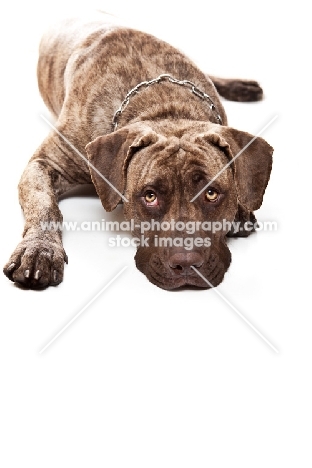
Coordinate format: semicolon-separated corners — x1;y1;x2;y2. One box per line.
3;14;273;290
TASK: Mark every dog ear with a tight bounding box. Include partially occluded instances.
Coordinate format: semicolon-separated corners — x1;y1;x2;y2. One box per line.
85;123;159;211
196;125;273;211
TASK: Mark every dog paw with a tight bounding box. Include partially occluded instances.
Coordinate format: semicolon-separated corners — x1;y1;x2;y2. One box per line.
225;79;263;102
227;207;257;238
3;236;68;289
213;77;263;102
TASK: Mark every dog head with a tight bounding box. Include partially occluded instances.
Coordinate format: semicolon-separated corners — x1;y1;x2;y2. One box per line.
86;121;273;290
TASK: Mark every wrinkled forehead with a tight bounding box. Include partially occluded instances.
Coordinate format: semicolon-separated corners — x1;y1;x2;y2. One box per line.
127;136;233;188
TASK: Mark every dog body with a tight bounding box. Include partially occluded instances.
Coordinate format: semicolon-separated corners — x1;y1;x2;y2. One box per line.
4;15;273;290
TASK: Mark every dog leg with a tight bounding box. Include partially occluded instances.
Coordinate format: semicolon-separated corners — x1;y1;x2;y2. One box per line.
208;75;263;102
3;132;90;288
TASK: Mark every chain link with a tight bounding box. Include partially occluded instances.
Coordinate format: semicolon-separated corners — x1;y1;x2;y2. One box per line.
112;73;223;131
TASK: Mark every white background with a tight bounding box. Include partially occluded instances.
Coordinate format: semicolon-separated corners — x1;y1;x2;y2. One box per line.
0;1;311;466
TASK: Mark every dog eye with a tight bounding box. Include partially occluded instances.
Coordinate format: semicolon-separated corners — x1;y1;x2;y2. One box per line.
205;188;219;202
144;191;158;206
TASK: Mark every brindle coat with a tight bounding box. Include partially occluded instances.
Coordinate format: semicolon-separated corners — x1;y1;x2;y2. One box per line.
3;15;273;290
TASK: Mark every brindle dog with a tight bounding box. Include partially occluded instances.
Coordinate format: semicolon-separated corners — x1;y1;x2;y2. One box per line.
3;15;273;290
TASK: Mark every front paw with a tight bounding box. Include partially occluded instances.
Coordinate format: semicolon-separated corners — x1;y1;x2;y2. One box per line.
3;235;68;289
227;207;257;238
227;79;263;102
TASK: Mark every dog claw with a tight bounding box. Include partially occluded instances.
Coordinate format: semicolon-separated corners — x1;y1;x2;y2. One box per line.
53;270;58;282
7;263;16;272
24;269;30;278
34;270;41;280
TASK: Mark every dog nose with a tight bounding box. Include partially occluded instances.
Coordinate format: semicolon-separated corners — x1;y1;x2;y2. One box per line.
169;251;204;274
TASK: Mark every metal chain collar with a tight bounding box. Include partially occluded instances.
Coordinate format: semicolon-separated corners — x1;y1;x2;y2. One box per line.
112;73;223;131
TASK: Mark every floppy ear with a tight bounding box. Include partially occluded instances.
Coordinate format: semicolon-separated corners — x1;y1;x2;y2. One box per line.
196;124;273;211
85;123;159;211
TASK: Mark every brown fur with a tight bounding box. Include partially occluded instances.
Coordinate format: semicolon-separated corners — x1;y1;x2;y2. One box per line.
3;15;273;290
